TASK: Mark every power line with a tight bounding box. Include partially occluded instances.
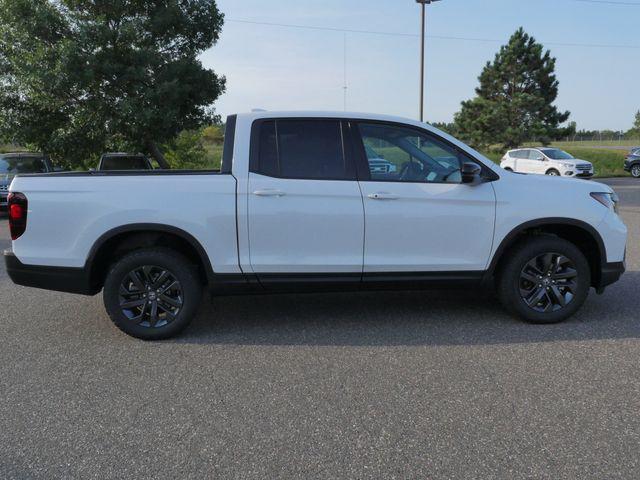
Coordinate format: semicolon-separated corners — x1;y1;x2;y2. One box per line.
573;0;640;5
227;19;640;50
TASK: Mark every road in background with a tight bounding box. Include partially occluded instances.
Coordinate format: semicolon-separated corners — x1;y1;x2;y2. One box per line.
0;178;638;479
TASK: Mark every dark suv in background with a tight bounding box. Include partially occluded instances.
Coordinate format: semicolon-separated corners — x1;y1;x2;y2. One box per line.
624;147;640;178
1;153;53;211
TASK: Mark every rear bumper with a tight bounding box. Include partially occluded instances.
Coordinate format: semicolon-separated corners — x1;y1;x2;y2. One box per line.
4;249;98;295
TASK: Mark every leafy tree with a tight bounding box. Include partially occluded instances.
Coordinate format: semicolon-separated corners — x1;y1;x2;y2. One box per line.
0;0;225;169
163;129;210;169
626;111;640;139
201;124;224;144
454;28;570;150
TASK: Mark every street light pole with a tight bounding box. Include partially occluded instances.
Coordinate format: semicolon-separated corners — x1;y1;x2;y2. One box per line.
416;0;441;123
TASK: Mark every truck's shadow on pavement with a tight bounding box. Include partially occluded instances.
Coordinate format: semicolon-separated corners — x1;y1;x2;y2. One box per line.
173;271;640;347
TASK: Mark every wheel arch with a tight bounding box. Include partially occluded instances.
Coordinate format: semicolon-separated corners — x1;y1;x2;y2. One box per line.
487;218;606;288
86;223;215;290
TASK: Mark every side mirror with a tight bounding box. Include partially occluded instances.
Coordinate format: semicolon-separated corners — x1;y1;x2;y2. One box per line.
536;156;545;161
461;162;482;185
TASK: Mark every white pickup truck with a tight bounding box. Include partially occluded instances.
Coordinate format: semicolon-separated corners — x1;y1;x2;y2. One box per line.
4;111;627;339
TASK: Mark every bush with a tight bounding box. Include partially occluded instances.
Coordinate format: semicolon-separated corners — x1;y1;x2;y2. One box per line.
163;130;211;170
201;125;224;144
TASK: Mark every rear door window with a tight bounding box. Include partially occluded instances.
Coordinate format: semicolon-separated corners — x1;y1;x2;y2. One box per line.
253;119;355;180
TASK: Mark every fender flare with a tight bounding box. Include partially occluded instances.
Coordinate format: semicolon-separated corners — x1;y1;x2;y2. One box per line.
85;223;215;284
485;217;606;276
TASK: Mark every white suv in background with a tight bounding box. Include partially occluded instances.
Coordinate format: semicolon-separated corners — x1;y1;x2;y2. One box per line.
501;148;594;178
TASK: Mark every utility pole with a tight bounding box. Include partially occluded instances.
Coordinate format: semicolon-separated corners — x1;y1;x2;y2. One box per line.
416;0;441;122
343;33;347;111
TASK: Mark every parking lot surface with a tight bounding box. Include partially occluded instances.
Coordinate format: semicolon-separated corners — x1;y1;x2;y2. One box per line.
1;178;639;479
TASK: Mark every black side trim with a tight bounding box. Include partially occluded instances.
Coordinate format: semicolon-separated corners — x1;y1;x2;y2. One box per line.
221;115;237;174
246;271;484;294
4;249;98;295
86;223;219;286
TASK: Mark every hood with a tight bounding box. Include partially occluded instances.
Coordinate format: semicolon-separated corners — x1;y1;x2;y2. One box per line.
553;158;592;167
503;168;611;192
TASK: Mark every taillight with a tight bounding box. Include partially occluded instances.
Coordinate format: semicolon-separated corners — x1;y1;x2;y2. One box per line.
8;192;28;240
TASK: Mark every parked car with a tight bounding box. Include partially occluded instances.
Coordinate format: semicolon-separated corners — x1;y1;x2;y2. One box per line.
1;153;54;211
364;145;397;175
97;153;153;171
4;111;626;339
501;147;594;178
624;148;640;178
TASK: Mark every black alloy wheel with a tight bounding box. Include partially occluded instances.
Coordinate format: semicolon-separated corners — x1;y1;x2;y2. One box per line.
497;236;590;324
103;248;202;339
119;265;183;328
519;253;577;313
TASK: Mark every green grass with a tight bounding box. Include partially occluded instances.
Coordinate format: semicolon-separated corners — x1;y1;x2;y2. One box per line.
547;140;639;148
479;147;628;177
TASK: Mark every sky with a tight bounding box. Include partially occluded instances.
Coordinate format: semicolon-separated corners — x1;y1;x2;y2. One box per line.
201;0;640;131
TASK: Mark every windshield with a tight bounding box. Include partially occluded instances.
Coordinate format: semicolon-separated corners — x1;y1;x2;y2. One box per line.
0;156;47;174
540;149;574;160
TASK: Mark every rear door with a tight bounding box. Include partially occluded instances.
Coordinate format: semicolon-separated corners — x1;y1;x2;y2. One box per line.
353;121;496;274
527;149;548;174
247;118;365;277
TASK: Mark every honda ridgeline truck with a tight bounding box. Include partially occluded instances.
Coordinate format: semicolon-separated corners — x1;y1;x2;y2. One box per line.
4;112;627;339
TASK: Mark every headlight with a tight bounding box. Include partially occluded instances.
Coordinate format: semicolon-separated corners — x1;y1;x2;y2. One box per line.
591;192;619;213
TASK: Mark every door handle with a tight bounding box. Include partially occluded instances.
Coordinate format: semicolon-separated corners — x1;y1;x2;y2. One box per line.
368;192;399;200
253;189;286;197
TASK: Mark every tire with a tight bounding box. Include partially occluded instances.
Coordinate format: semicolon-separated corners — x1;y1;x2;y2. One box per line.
546;169;560;176
504;167;513;172
103;248;202;340
631;164;640;178
497;236;591;324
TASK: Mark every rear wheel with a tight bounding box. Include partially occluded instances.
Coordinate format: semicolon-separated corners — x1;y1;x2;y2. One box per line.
546;169;560;176
497;236;590;324
631;164;640;178
103;248;202;339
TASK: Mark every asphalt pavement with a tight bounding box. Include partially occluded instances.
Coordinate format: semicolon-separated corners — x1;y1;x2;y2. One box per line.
0;177;639;479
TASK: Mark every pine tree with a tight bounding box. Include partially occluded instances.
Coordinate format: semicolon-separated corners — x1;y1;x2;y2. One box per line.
454;28;570;150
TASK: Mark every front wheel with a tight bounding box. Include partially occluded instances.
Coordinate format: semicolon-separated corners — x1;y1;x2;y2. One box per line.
103;248;202;339
631;164;640;178
497;236;591;324
546;169;560;176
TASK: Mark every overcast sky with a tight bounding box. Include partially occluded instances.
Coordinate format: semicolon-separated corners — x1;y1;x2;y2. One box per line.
201;0;639;131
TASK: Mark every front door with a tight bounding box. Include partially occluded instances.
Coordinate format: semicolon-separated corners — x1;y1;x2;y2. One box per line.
247;118;364;276
353;121;496;273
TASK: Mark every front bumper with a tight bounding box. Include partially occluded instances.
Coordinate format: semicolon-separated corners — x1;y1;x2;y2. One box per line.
4;249;98;295
596;261;625;292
